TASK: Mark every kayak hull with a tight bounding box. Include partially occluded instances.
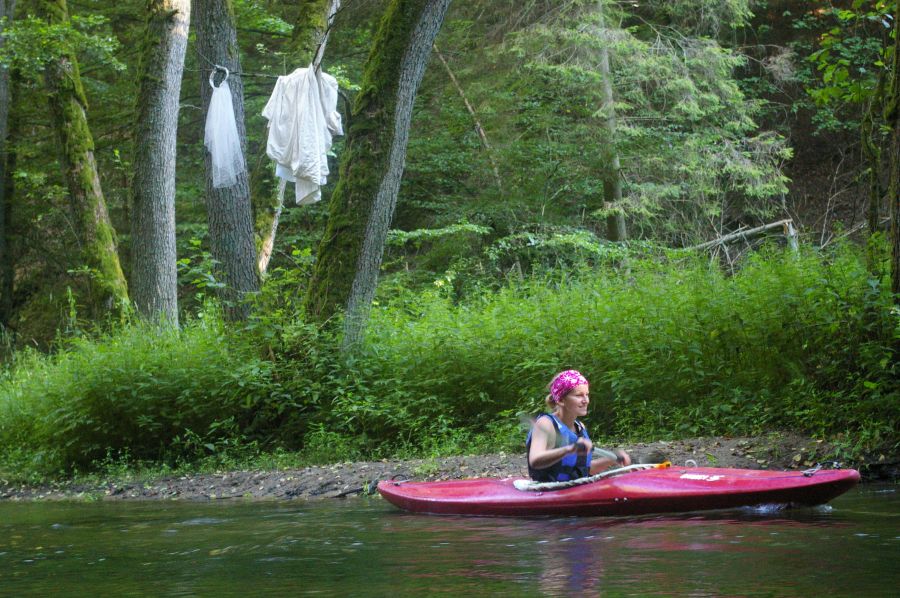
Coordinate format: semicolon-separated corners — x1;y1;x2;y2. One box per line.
377;467;860;517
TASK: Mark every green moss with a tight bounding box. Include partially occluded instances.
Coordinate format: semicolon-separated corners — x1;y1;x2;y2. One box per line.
291;0;331;63
304;0;427;321
39;0;130;317
9;286;71;350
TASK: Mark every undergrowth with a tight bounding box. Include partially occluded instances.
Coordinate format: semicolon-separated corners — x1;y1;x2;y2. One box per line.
0;242;896;482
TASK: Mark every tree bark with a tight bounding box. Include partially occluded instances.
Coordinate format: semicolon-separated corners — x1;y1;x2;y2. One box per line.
304;0;451;349
887;2;900;300
862;99;882;237
38;0;129;318
597;0;626;242
195;0;259;319
130;0;190;326
256;0;339;275
0;0;15;325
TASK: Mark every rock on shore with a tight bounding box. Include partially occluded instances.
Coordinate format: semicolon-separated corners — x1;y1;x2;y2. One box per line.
1;433;893;501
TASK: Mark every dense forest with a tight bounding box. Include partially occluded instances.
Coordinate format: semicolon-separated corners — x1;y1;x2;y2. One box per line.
0;0;896;481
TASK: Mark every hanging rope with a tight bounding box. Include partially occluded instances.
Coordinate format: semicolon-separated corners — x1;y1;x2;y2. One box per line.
192;46;282;79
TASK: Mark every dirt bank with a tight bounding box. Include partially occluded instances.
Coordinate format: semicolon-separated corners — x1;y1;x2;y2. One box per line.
1;433;895;502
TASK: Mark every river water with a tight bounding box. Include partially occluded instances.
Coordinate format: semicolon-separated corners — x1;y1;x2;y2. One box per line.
1;484;897;596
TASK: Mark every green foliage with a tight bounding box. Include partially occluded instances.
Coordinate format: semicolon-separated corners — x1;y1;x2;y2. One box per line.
483;228;646;274
796;0;895;134
326;243;898;457
635;0;753;36
234;0;292;36
0;245;896;479
0;14;125;78
807;1;893;107
402;0;790;245
177;237;226;299
386;222;491;247
1;0;897;482
0;311;318;474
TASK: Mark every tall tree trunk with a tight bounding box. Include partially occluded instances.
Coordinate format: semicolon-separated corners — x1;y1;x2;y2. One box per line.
862;100;882;237
0;0;15;326
597;0;626;241
861;68;887;282
256;0;339;275
0;76;15;328
304;0;451;350
887;2;900;300
130;0;190;326
195;0;259;319
38;0;129;318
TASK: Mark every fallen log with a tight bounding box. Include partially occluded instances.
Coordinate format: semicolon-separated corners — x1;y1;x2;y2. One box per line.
688;218;798;252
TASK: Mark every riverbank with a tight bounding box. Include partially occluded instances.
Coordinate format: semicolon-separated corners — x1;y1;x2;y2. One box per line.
1;433;895;501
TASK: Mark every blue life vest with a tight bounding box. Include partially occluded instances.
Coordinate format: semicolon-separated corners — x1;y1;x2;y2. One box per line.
526;413;592;482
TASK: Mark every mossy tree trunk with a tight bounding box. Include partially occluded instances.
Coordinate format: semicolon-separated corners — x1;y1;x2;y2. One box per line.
887;1;900;300
0;0;15;326
38;0;129;319
195;0;259;319
256;0;338;275
304;0;452;349
597;0;626;242
130;0;190;326
0;75;15;328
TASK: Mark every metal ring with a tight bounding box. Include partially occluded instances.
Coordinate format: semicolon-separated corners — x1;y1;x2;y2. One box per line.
208;65;229;88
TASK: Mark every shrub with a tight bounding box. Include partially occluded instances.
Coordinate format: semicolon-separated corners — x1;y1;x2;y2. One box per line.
351;242;897;449
0;242;895;476
0;312;309;474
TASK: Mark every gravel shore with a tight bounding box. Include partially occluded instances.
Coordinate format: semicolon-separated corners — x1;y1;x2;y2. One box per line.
1;432;894;502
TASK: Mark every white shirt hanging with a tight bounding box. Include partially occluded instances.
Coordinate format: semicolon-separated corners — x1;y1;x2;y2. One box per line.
262;66;343;205
204;67;246;189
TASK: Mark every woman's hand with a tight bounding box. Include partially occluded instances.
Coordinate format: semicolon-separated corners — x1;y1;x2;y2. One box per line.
615;449;632;466
588;447;632;475
571;438;593;455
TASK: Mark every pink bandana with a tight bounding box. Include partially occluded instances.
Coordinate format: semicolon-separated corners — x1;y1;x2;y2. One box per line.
550;370;588;403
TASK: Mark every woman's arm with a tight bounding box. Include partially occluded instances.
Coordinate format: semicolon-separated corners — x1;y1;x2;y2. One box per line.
528;417;586;469
589;449;632;475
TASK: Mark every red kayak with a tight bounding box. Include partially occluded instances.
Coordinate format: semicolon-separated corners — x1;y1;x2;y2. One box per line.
378;466;860;517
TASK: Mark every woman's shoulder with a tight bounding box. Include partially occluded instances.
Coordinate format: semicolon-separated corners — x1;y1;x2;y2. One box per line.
533;413;559;431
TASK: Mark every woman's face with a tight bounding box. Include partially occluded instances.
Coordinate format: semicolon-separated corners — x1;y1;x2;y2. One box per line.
559;383;589;417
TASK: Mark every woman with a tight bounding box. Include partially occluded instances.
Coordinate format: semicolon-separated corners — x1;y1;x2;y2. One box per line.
526;369;631;482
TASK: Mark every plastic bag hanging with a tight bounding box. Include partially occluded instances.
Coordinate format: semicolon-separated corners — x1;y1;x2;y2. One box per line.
204;67;246;189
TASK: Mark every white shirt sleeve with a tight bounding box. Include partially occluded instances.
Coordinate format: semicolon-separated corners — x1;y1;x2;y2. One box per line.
318;73;344;137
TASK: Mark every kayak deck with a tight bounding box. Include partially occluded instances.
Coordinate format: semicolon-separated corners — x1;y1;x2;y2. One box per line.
378;467;860;517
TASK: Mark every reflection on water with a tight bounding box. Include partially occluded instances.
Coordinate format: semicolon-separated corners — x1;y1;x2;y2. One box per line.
0;485;897;596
